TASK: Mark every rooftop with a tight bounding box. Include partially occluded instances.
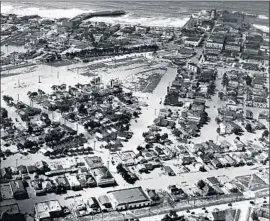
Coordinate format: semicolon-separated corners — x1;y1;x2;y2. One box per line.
34;200;62;213
108;186;150;205
84;156;104;169
0;204;20;215
9;180;26;193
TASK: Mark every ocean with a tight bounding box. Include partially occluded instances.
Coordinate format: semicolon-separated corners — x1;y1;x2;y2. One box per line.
2;1;269;30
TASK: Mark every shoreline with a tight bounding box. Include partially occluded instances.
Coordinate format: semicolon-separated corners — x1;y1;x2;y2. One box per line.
0;4;269;221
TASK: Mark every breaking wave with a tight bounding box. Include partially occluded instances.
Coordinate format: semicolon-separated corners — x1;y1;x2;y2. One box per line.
253;24;269;32
2;3;93;19
258;14;269;20
2;3;190;27
89;14;190;27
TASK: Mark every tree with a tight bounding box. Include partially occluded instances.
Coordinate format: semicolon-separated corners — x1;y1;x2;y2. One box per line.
215;117;222;124
161;133;169;140
251;211;259;221
197;180;206;190
133;111;139;118
169;210;178;218
116;163;124;173
145;144;152;149
245;75;252;86
200;112;208;124
78;104;87;114
262;130;269;138
199;166;207;172
155;133;161;142
28;124;33;134
137;146;144;151
161;214;173;221
222;73;229;88
3;95;14;104
245;123;253;132
1;108;8;118
207;81;216;95
4;149;12;157
218;92;224;100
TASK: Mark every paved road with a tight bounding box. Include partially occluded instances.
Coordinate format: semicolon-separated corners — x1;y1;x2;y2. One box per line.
140;197;269;221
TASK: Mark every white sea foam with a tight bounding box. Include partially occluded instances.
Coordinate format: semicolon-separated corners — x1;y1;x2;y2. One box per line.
2;3;93;19
89;14;190;27
2;3;189;27
253;24;269;33
258;14;269;20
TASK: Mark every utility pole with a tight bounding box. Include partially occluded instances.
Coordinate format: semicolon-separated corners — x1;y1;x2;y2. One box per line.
17;94;20;101
38;76;41;83
94;140;96;150
107;159;110;171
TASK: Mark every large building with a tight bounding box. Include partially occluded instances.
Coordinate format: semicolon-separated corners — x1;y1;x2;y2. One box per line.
107;187;151;210
65;174;81;190
9;180;28;200
184;36;203;47
84;156;104;169
34;200;63;221
0;204;25;221
91;166;115;186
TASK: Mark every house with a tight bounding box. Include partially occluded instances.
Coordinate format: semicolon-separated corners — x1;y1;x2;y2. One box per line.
184;36;202;47
34;200;63;221
98;195;112;211
182;156;196;165
107;187;151;210
223;110;237;121
84;156;104;170
0;168;12;180
0;204;25;221
146;189;160;203
211;158;223;169
219;122;226;135
187;62;199;74
206;36;225;49
91;167;115;186
243;42;260;55
200;20;214;31
246;110;253;119
42;180;55;193
199;182;218;196
187;110;201;123
119;151;136;166
167;185;188;201
206;177;221;186
204;51;220;61
179;47;194;55
253;97;268;109
65;174;81;191
87;197;101;214
225;42;241;52
212;209;239;221
163;166;176;176
10;180;28;200
55;176;70;190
